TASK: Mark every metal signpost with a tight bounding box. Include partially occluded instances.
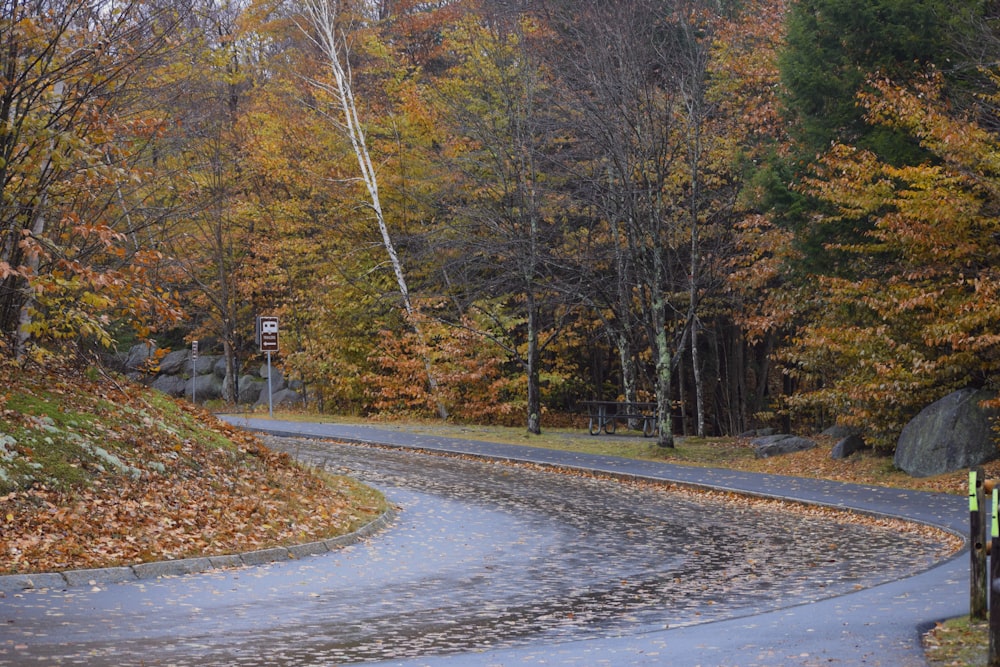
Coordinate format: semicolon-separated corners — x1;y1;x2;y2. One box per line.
258;317;279;418
191;340;198;403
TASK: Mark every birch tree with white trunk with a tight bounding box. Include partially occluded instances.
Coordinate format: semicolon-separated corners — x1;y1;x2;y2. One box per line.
299;0;447;418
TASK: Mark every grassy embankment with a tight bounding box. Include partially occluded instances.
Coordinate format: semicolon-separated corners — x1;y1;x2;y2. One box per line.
0;362;386;575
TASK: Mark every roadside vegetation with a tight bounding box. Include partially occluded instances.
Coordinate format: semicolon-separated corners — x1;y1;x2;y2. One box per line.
924;616;990;667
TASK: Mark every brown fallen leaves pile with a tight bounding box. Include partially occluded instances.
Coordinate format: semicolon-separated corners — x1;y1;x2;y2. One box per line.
0;361;385;575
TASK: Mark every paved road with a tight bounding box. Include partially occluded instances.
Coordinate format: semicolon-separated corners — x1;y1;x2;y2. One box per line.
0;417;970;666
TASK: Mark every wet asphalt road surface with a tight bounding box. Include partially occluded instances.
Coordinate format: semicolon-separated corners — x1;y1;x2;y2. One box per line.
0;435;956;666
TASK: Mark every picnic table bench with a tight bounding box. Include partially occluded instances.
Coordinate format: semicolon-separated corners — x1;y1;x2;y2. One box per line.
581;401;658;437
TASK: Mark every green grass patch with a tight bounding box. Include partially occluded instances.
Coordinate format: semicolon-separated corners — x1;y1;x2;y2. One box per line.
924;616;988;666
0;373;238;494
2;391;111;492
254;412;758;467
142;390;235;450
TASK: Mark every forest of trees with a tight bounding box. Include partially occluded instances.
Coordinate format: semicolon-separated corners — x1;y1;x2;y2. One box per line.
4;0;1000;451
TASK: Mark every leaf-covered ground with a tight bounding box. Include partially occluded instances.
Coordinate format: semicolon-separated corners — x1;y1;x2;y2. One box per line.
924;616;990;667
0;361;386;575
709;436;985;495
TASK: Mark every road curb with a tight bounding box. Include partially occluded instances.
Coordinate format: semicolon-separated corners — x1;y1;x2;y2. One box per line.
0;506;397;594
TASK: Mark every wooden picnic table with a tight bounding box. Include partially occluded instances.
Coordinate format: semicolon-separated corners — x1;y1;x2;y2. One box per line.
581;400;658;437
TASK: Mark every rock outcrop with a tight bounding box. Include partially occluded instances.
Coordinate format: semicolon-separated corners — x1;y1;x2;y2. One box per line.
830;434;866;460
894;388;1000;477
122;343;304;406
751;434;817;459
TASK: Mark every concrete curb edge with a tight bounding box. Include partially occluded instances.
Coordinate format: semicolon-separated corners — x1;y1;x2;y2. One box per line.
0;506;397;593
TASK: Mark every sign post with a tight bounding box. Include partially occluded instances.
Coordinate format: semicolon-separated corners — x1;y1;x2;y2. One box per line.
191;340;199;404
257;317;279;418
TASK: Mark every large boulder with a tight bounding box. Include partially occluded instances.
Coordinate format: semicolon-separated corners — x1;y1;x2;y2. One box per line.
186;374;223;402
192;354;219;376
238;376;265;404
125;343;156;372
272;388;305;407
256;387;304;408
752;434;817;458
157;349;191;376
258;363;285;391
831;434;866;460
895;388;1000;477
150;374;187;398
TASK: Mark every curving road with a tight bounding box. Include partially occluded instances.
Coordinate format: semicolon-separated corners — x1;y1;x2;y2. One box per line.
0;418;970;666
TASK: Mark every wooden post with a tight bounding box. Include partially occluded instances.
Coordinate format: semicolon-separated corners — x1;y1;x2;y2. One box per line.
990;487;1000;666
973;467;988;619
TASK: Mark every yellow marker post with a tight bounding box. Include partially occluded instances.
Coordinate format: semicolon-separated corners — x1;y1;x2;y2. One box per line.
973;470;980;512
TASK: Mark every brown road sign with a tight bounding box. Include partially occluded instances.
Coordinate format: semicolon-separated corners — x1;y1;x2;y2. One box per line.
259;316;279;352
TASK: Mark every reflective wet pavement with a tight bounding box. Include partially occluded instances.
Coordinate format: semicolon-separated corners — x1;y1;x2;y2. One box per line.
0;434;960;666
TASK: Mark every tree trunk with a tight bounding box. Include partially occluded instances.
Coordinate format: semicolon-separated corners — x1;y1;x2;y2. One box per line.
691;317;705;437
15;269;39;361
677;350;688;436
216;212;237;404
655;330;674;448
653;284;674;448
15;83;60;360
526;343;541;434
612;211;639;425
618;334;640;429
526;293;542;434
722;322;748;436
222;336;237;404
15;179;50;361
750;330;776;422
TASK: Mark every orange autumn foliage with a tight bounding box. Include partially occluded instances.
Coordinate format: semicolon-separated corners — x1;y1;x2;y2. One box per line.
787;71;1000;448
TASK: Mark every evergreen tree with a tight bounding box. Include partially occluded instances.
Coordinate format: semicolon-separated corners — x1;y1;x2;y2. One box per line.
762;0;984;277
780;0;978;158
